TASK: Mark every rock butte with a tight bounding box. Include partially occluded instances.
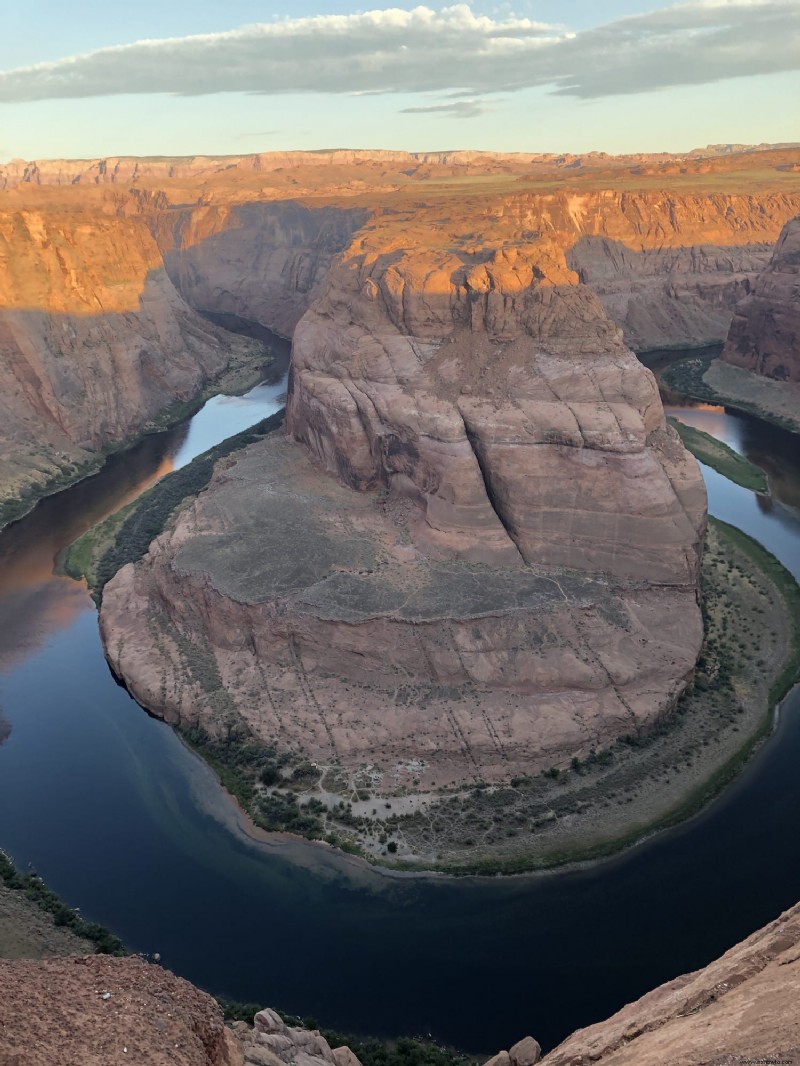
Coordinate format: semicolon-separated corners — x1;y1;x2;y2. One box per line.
2;897;800;1063
98;156;724;794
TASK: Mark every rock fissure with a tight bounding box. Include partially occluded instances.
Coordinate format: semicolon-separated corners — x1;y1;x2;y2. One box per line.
458;409;525;565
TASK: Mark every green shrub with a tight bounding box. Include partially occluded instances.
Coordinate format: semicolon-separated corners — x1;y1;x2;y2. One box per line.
0;852;126;955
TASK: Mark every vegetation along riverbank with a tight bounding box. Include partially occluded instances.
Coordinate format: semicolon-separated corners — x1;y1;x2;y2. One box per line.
0;852;126;958
64;411;285;597
667;417;769;493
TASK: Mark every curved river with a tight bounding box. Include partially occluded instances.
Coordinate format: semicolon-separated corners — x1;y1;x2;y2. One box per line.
0;337;799;1054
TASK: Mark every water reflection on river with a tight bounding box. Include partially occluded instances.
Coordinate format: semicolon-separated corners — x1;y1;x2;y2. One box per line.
0;342;799;1054
665;403;800;581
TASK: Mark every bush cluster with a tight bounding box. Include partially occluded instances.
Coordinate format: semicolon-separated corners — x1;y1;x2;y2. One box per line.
0;851;127;955
217;1002;477;1066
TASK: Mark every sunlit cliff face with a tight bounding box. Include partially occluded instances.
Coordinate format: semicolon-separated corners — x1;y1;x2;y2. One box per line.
0;203;164;316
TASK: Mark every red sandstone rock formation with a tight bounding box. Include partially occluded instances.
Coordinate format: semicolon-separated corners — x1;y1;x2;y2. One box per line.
0;956;363;1066
1;151;798;517
288;238;705;583
536;900;800;1065
0;955;242;1066
0;203;265;517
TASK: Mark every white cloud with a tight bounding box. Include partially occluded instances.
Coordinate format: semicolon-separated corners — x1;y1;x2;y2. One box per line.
400;98;497;118
0;2;796;104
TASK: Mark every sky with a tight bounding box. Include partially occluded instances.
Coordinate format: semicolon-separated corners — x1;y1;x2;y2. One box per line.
0;0;798;161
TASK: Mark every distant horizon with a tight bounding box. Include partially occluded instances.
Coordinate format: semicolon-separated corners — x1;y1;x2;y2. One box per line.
4;141;800;167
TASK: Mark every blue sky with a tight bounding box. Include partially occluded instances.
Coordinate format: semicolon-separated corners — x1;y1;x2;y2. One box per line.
1;1;798;160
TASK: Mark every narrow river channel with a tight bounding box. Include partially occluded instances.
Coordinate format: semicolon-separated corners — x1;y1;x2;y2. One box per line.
0;336;798;1054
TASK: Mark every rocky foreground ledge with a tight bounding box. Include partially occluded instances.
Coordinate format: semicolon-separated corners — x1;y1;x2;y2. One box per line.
540;899;800;1065
2;899;800;1065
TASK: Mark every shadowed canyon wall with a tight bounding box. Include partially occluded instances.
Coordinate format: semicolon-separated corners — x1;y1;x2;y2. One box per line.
155;202;370;338
722;214;800;382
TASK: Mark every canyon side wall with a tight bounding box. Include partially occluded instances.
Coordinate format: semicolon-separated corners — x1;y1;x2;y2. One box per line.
0;190;368;520
556;191;799;350
0;200;265;520
568;237;771;351
155;201;369;338
121;184;800;357
2;154;798;520
722;214;800;382
164;187;799;354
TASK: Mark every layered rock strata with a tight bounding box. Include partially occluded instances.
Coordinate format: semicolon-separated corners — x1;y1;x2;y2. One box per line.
155;202;369;339
722;215;800;382
568;237;773;351
101;240;706;792
287;240;706;583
